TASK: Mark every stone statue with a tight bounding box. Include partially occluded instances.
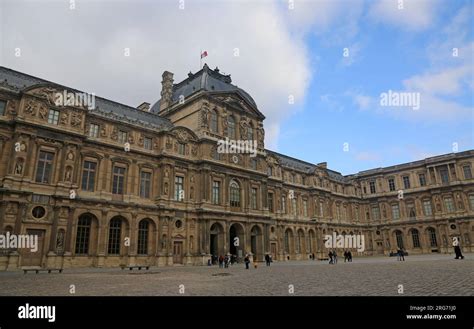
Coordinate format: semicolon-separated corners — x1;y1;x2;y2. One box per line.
14;159;23;175
257;124;265;147
201;107;209;128
239;117;249;139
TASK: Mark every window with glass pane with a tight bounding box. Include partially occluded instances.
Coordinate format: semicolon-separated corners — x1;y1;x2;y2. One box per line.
369;181;376;193
392;204;400;220
35;151;54;183
440;168;449;184
0;100;5;116
251;158;257;170
137;220;149;255
89;123;99;138
463;165;472;179
144;137;152;150
230;181;240;207
371;206;380;220
248;125;254;141
112;166;125;194
228;116;235;139
419;173;426;186
178;143;185;155
210;110;218;133
251;188;257;209
81;161;96;191
267;166;272;176
411;230;420;248
212;181;220;204
75;215;91;254
48;109;60;124
428;228;437;247
140;171;151;198
118;131;128;144
175;176;184;201
469;194;474;210
403;176;411;189
444;197;455;212
268;193;274;212
423;200;432;216
388;178;396;191
108;218;122;255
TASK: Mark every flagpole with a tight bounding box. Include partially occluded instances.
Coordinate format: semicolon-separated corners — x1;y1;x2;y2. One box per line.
200;49;202;69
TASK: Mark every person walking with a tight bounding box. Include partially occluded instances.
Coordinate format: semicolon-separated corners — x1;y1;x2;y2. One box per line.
265;254;271;266
398;248;405;261
453;237;465;259
328;250;333;264
333;250;338;264
244;254;250;269
218;255;224;268
348;250;353;262
343;250;348;262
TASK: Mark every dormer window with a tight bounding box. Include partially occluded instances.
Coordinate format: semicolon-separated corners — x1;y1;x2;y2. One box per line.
210;110;218;133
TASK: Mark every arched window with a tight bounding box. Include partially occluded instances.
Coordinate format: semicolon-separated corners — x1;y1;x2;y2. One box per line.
75;214;92;254
210;110;218;133
108;217;122;255
228;116;235;139
427;227;437;247
137;219;149;255
297;230;304;253
229;180;240;207
395;230;404;249
411;229;420;248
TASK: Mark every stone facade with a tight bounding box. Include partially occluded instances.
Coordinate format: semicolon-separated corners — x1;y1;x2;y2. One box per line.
0;65;473;270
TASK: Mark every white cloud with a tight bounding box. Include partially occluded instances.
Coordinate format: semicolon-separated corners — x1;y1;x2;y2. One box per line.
1;0;312;150
368;0;438;31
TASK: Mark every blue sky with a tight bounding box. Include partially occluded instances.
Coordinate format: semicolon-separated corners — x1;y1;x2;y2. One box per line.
2;0;473;176
277;0;473;174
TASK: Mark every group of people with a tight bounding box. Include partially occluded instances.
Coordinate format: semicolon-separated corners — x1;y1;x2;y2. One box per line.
211;253;275;269
397;248;405;261
328;250;353;264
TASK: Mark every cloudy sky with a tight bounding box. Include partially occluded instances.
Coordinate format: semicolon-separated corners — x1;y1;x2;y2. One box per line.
1;0;473;174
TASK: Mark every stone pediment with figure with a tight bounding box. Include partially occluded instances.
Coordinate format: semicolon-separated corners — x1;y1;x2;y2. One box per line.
211;93;265;120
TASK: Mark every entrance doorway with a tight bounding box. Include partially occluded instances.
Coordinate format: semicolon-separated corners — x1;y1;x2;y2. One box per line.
21;229;45;267
209;223;224;263
229;223;244;258
173;241;183;264
250;225;263;261
271;243;277;260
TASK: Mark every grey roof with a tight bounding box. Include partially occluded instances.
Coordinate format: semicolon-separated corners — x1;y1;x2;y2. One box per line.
151;64;260;114
0;66;173;131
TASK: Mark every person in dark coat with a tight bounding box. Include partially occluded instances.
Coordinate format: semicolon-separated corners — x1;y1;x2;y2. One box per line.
265;254;271;266
244;255;250;269
348;250;353;262
328;250;333;264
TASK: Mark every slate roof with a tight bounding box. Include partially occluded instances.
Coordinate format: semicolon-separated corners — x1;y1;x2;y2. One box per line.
150;64;260;114
0;66;173;131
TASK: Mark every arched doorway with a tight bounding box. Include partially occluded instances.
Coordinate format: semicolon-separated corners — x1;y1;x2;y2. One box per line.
229;223;245;258
250;225;263;261
284;228;294;258
394;230;404;249
210;222;224;261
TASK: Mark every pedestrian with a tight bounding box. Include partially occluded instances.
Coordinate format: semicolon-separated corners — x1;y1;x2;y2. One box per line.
312;253;315;261
453;237;465;259
265;254;271;266
398;248;405;261
348;250;353;262
344;250;348;262
224;255;229;268
244;254;250;269
218;255;224;268
328;250;333;264
333;250;338;264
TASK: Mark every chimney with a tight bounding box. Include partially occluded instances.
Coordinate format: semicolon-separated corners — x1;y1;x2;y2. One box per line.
317;162;327;169
160;71;174;113
137;102;150;112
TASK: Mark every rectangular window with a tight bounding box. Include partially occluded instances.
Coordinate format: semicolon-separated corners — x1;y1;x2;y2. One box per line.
178;143;185;155
391;204;400;220
81;161;96;191
139;171;151;198
89;123;99;138
112;166;126;195
388;178;396;191
403;175;411;189
267;166;273;176
144;137;152;150
354;207;359;221
419;173;426;186
251;158;257;170
369;181;376;194
268;193;274;212
48;109;60;125
463;165;472;179
440;168;449;184
118;130;128;144
303;200;308;217
251;188;257;210
444;197;455;213
175;176;184;201
212;181;220;205
423;200;432;216
336;205;341;219
469;194;474;210
35;151;54;183
371;206;380;220
0;100;6;116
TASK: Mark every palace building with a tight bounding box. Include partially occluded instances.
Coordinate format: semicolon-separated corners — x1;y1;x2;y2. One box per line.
0;64;472;270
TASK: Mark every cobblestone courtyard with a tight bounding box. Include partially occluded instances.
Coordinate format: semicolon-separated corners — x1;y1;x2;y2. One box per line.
0;254;472;296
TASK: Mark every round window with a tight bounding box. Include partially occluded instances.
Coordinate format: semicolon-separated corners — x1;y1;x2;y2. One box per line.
450;224;457;230
271;226;275;233
175;220;183;229
376;230;381;235
32;206;46;219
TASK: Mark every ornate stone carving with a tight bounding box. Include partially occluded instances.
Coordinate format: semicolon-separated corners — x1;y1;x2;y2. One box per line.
24;100;38;116
239;116;249;139
191;145;198;156
128;134;135;145
201;105;209;128
65;166;72;182
165;136;173;149
7;101;17;115
70;112;82;127
60;112;69;125
138;134;144;147
110;127;118;141
14;158;24;175
100;126;107;137
31;87;57;105
257;123;265;148
38;104;48;120
221;110;228;135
